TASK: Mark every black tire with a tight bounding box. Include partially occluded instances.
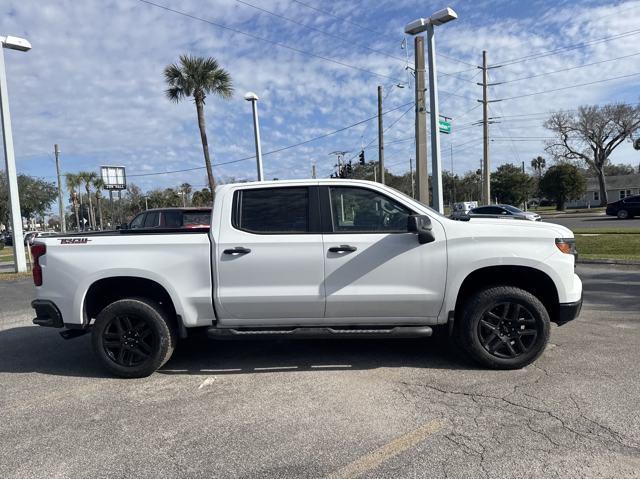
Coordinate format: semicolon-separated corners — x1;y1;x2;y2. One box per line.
457;286;550;370
91;297;177;378
617;209;629;219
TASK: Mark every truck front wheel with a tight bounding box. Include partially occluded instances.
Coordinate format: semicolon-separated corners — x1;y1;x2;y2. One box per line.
91;297;177;378
457;286;550;369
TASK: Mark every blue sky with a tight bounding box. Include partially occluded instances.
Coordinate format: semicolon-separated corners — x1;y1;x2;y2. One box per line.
1;0;640;197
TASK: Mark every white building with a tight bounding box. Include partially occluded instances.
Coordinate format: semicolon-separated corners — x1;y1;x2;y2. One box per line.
567;174;640;208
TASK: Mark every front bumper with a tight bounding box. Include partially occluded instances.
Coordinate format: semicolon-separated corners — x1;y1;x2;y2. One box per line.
32;299;64;328
554;294;583;326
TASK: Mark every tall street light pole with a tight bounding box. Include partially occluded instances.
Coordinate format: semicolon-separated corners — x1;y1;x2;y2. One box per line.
405;7;458;214
0;35;31;273
412;36;428;204
244;92;264;181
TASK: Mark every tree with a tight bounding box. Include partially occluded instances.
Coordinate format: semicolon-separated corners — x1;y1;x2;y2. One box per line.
180;182;192;206
191;188;213;207
78;171;97;229
93;177;105;229
588;163;637;176
490;163;534;206
0;172;57;225
65;173;82;230
545;103;640;206
164;55;234;192
539;163;586;211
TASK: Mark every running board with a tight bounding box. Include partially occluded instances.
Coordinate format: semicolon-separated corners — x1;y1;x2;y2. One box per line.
206;326;433;339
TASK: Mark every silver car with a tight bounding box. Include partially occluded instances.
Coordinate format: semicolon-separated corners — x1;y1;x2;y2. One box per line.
467;204;541;221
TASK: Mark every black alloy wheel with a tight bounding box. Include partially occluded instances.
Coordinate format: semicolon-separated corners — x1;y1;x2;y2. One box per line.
102;315;157;368
457;286;551;370
92;297;177;378
477;302;539;359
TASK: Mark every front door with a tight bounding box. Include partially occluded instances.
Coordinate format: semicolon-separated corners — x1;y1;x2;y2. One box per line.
215;185;325;324
322;185;447;321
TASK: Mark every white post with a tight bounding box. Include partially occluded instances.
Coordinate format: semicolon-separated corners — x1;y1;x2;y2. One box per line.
426;24;444;214
0;45;26;272
250;100;264;181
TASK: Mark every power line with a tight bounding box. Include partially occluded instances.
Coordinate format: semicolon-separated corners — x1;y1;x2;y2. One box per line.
290;0;477;70
491;51;640;84
492;27;640;67
135;0;404;82
290;0;395;40
234;0;408;65
491;71;640;102
124;101;414;178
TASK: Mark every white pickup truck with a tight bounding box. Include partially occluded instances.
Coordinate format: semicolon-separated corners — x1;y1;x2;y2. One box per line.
31;179;582;377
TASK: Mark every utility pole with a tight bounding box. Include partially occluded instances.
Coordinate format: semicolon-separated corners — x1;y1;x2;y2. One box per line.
450;144;455;205
311;163;316;179
479;50;490;205
426;24;444;213
414;36;428;203
54;144;65;233
377;85;385;184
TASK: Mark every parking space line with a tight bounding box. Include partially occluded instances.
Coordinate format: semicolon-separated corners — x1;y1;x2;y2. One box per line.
325;419;442;479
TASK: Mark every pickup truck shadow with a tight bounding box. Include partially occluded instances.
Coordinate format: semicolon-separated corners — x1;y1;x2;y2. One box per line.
0;326;477;378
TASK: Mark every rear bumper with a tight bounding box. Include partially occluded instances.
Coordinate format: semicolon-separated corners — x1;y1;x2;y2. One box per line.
554;294;582;326
31;299;64;328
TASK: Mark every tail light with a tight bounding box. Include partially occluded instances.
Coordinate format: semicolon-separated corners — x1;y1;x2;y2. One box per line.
31;243;46;286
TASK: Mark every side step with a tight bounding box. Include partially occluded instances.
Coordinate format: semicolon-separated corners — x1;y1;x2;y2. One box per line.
207;325;433;339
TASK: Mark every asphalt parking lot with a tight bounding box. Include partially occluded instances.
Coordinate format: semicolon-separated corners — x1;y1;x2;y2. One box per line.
1;264;639;478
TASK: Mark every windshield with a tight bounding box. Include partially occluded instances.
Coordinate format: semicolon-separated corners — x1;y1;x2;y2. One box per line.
391;188;447;218
502;205;523;213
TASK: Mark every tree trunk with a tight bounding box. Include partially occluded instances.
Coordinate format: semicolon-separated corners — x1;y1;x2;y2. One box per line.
195;97;216;192
98;197;103;230
74;204;80;232
86;190;94;229
595;166;608;206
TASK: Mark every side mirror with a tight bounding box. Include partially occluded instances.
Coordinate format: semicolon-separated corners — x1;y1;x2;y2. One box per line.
407;214;435;244
119;223;129;230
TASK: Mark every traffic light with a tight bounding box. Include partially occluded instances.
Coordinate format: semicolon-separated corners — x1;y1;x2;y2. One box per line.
359;150;365;165
634;138;640;150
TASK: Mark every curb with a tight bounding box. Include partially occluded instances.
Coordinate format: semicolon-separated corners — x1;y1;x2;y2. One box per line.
577;258;640;266
540;213;606;219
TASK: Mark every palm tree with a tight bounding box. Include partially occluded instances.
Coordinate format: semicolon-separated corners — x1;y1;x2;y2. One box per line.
164;55;233;192
65;173;82;231
79;171;97;229
180;182;192;206
93;177;105;230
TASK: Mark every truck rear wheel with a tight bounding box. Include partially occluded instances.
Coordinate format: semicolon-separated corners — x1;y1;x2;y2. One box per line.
457;286;550;369
91;297;177;378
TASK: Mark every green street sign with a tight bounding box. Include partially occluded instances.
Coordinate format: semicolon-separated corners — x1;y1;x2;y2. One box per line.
439;120;452;134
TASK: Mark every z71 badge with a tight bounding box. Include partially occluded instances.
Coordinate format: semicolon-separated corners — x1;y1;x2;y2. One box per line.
59;238;91;244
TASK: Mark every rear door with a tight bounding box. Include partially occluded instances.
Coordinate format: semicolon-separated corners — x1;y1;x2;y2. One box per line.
321;185;447;321
215;185;325;323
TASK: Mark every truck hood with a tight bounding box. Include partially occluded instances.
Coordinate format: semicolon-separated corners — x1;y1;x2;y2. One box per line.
447;217;573;238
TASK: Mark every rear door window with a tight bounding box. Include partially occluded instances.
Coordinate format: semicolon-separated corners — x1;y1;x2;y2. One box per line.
234;187;309;234
163;211;182;227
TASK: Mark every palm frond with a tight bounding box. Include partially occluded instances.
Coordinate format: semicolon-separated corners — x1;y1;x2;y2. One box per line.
164;54;233;103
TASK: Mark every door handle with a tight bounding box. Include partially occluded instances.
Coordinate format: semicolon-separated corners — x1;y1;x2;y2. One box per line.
328;245;357;253
223;246;251;255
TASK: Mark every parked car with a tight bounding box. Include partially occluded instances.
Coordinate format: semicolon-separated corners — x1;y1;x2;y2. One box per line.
466;204;541;221
606;195;640;219
31;179;581;378
126;207;211;230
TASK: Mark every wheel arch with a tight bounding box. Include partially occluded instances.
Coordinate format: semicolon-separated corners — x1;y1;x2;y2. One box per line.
83;276;179;326
454;265;560;324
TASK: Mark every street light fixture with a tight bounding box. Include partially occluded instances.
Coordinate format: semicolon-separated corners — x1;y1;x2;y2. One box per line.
0;35;31;273
244;91;264;181
404;7;458;214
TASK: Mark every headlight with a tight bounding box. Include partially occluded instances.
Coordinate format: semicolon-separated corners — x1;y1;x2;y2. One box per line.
555;238;577;257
